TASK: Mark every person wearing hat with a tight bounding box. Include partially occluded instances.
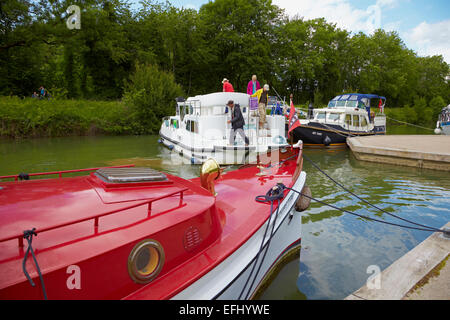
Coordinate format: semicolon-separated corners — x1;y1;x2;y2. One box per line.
222;78;234;92
226;100;249;146
250;84;270;128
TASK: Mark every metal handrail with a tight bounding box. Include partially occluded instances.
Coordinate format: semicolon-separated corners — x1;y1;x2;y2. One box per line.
0;165;135;181
0;187;187;248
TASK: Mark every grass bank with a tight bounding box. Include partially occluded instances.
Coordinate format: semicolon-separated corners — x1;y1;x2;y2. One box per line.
0;97;138;138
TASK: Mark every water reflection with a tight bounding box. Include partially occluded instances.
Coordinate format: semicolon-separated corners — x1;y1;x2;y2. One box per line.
260;147;450;300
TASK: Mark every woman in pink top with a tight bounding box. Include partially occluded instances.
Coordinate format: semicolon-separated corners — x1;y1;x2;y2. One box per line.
247;75;261;95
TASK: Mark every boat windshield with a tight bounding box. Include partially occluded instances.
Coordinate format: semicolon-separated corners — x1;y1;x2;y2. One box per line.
316;112;326;120
327;94;374;109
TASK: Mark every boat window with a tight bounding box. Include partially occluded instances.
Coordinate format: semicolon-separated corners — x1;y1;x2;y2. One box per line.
328;100;337;108
192;121;198;133
360;116;368;127
185;120;198;133
346;101;358;108
345;114;352;127
328;113;340;121
358;101;365;109
316;112;326;120
180;105;186;121
336;100;347;107
353;115;360;127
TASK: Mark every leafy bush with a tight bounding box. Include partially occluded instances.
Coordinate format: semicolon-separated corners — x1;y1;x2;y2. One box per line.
123;64;184;134
0;96;135;138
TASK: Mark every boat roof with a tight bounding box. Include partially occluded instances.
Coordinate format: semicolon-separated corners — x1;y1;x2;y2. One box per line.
182;92;250;107
331;93;386;101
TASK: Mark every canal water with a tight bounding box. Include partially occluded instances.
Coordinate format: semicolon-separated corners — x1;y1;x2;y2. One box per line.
1;127;449;300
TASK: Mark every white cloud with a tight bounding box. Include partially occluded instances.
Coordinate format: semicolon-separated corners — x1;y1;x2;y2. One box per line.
273;0;398;34
273;0;450;63
404;19;450;63
183;3;199;11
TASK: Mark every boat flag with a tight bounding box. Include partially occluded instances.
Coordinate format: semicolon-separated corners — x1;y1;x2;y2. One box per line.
378;98;383;113
288;99;301;136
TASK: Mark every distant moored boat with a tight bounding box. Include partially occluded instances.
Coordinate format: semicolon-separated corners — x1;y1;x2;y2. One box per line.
291;93;387;147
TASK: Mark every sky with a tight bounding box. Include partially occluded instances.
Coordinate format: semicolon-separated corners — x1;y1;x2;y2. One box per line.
129;0;450;63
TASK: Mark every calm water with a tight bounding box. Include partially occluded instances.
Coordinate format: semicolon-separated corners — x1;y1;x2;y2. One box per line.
1;127;449;300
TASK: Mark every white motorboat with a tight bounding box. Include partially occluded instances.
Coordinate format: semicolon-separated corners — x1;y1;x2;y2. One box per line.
292;93;387;147
159;92;289;165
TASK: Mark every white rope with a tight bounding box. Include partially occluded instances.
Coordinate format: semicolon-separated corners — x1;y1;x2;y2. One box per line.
386;116;435;131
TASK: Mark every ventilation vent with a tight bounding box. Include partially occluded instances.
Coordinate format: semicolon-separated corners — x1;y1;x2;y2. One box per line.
183;226;202;252
95;167;168;183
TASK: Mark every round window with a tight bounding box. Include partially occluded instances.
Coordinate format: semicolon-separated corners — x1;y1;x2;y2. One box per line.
128;239;165;284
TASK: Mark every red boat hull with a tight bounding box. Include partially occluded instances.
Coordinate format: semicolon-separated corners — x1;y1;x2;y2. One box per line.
0;148;304;299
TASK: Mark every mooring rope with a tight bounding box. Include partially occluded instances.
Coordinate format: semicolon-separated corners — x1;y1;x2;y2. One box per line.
386;116;435;131
302;154;442;232
22;228;48;300
285;185;446;233
240;151;448;300
238;184;285;300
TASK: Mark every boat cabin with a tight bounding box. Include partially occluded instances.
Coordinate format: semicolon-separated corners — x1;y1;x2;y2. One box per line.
308;93;386;133
159;92;289;164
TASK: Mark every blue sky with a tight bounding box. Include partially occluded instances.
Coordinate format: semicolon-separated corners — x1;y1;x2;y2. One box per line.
130;0;450;63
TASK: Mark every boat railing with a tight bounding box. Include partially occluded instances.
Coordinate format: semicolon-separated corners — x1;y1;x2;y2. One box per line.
0;185;188;248
0;165;135;181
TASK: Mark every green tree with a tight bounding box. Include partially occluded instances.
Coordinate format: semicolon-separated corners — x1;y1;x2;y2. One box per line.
198;0;283;92
123;63;184;134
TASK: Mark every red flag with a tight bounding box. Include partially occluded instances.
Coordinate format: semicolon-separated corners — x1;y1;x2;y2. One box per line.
288;99;301;135
378;98;383;112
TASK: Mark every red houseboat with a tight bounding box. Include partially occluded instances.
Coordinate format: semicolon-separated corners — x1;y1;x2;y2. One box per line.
0;142;308;300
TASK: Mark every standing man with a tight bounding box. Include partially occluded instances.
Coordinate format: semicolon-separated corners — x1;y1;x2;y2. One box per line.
251;84;270;129
246;75;261;95
222;78;234;92
227;100;249;146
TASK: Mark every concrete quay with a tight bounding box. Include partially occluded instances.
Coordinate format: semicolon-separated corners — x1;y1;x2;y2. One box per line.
347;135;450;171
345;222;450;300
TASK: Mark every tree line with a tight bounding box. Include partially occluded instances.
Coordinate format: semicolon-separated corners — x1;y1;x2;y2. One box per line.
1;0;449;119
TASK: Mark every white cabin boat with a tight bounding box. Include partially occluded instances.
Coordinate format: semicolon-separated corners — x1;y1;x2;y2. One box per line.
159;92;289;165
292;93;387;147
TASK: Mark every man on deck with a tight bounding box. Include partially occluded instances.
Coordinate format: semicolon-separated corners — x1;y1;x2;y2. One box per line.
227;100;249;146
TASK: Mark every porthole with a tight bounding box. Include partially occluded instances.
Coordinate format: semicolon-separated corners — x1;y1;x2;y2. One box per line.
128;239;165;284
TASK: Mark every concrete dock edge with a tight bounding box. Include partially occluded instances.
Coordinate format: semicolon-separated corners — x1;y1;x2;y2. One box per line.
345;222;450;300
347;135;450;171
